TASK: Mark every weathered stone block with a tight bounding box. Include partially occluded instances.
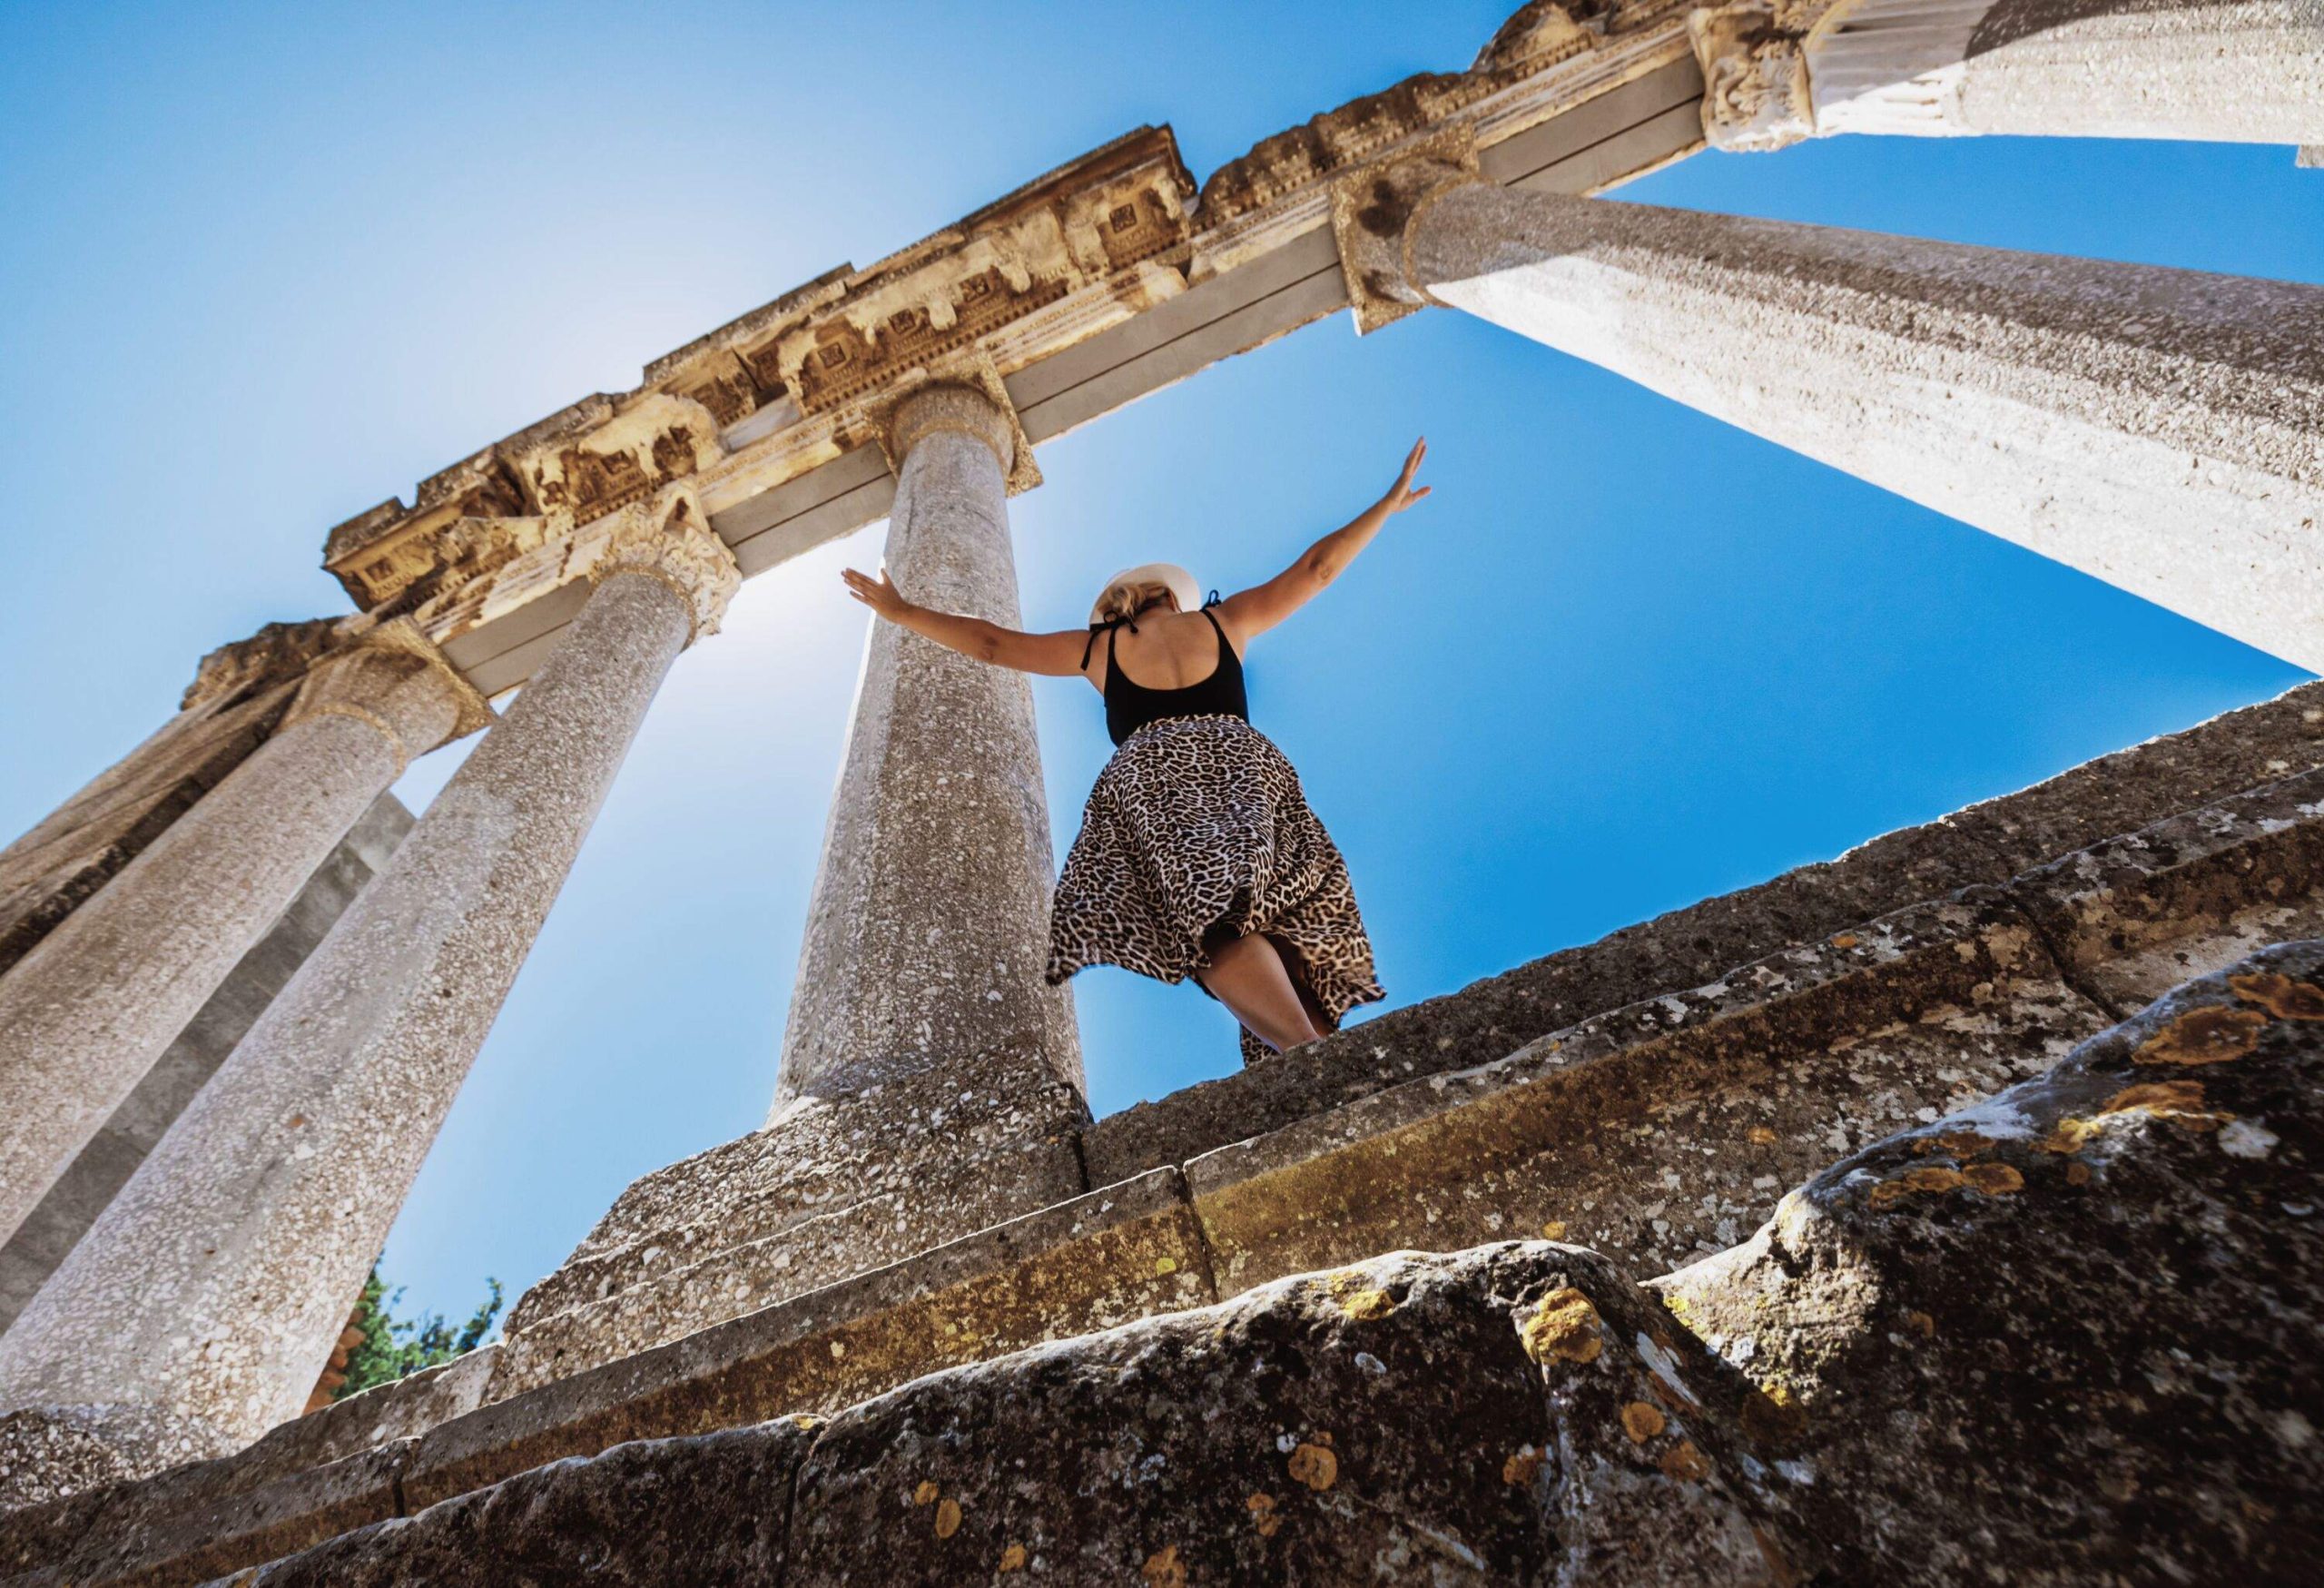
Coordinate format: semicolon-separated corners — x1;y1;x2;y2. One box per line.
2010;765;2324;1010
233;1422;812;1587
1187;893;2105;1291
405;1169;1210;1510
1657;940;2324;1584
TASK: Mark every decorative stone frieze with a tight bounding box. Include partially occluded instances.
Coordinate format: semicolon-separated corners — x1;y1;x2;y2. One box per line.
586;487;741;643
1687;2;1814;151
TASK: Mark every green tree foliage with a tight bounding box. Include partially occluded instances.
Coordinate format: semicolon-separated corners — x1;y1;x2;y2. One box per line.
335;1267;504;1401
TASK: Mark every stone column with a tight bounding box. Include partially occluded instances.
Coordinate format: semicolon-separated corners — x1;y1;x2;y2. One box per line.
1344;167;2324;670
0;624;484;1249
0;496;736;1470
775;380;1081;1114
1689;0;2324;153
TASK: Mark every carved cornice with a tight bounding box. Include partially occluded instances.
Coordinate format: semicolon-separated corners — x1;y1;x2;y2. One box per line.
586;488;742;645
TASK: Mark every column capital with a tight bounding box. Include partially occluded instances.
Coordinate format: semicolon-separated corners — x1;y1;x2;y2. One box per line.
588;486;741;644
1325;129;1486;335
182;617;341;714
1688;4;1816;153
281;619;492;770
878;359;1041;495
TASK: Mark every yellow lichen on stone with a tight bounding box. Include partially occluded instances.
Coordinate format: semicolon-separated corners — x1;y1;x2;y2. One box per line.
2066;1161;2093;1186
791;1415;823;1431
1288;1441;1339;1491
1502;1447;1544;1486
2229;971;2324;1021
999;1542;1028;1572
1521;1287;1604;1364
1341;1287;1395;1320
1867;1166;1965;1208
1246;1492;1283;1536
2102;1079;2228;1130
1658;1439;1711;1483
1142;1544;1187;1586
1621;1401;1667;1443
935;1498;963;1539
1830;932;1859;949
1915;1130;1995;1159
912;1480;940;1506
1541;1219;1569;1240
2039;1118;2100;1155
1155;1256;1178;1277
2134;1005;2266;1067
1748;1126;1779;1146
1961;1161;2024;1196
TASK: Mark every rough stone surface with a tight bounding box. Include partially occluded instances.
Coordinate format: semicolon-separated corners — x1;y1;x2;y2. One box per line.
1658;939;2324;1583
208;1247;1801;1588
232;1424;812;1588
0;569;705;1464
1186;893;2104;1292
0;648;462;1248
0;794;413;1336
406;1170;1210;1511
0;683;295;980
1407;181;2324;671
1085;681;2324;1188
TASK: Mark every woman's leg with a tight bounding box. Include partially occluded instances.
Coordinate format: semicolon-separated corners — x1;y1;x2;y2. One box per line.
1196;932;1324;1053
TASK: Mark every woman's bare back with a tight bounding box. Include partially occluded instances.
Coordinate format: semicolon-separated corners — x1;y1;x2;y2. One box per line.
1083;607;1245;696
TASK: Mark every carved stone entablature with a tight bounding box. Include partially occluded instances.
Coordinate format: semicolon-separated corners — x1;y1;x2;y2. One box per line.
182;618;349;713
586;486;741;644
517;392;727;528
326;505;558;617
1198;1;1609;227
757;127;1195;418
1688;3;1817;151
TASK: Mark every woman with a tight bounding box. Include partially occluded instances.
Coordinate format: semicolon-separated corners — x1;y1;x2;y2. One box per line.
842;438;1430;1062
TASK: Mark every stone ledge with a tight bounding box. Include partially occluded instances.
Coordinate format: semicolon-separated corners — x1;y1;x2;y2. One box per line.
1185;891;2103;1291
400;1166;1210;1511
1083;680;2324;1185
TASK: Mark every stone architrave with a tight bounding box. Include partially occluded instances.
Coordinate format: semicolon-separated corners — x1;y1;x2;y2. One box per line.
775;380;1080;1114
1689;0;2324;153
1355;172;2324;671
0;495;737;1462
0;625;485;1248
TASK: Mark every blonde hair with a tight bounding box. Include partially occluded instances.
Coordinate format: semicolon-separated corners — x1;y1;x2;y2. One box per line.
1091;579;1180;626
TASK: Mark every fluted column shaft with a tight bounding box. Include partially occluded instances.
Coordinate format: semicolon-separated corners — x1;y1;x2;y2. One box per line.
1394;180;2324;670
775;383;1080;1115
1691;0;2323;153
0;635;475;1248
0;508;736;1452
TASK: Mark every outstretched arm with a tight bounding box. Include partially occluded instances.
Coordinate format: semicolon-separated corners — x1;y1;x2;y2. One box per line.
840;567;1090;676
1215;438;1430;645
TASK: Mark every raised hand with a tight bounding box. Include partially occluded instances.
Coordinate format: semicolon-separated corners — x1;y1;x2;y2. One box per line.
1381;437;1432;516
841;565;911;620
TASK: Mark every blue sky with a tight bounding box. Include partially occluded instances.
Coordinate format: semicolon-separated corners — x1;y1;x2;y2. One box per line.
3;2;2316;1325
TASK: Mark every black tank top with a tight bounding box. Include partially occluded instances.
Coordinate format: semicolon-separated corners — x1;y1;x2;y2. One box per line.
1086;606;1249;747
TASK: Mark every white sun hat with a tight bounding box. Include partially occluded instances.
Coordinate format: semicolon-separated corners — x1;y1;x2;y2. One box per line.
1090;562;1203;624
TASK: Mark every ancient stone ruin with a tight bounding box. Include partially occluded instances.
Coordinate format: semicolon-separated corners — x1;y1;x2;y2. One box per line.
1;2;2319;1582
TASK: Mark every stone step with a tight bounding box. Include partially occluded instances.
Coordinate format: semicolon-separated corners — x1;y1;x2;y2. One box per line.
18;939;2321;1585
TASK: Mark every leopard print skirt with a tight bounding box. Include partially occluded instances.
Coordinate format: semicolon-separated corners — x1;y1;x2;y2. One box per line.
1045;714;1383;1065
